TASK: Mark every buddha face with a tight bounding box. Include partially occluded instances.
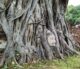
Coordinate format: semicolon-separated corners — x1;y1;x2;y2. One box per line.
47;30;56;46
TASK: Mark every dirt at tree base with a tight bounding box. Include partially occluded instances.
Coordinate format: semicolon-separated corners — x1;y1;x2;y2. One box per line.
68;24;80;45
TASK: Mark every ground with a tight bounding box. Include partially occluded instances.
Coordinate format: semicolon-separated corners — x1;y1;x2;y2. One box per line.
2;55;80;69
68;24;80;45
23;55;80;69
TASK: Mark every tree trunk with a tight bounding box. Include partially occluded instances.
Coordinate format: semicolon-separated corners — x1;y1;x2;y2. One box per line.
0;0;80;67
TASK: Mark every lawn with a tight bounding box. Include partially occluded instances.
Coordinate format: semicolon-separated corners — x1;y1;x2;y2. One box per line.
23;55;80;69
2;55;80;69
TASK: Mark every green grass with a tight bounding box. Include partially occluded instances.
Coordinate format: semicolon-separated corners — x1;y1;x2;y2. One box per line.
2;55;80;69
23;55;80;69
53;55;80;69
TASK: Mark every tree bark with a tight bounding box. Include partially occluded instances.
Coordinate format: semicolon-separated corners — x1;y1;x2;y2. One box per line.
0;0;80;67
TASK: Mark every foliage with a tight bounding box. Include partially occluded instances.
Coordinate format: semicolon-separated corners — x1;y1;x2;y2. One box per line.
65;5;80;25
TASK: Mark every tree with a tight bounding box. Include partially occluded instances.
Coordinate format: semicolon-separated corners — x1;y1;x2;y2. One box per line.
0;0;80;67
65;5;80;25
